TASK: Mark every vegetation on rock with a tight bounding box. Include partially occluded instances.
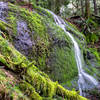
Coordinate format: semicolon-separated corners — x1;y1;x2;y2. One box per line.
0;0;100;99
0;1;88;100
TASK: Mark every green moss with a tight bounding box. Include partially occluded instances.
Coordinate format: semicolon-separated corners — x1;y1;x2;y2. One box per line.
0;35;87;99
86;33;99;44
38;16;78;85
6;3;79;87
26;66;57;98
0;54;7;65
0;22;6;31
7;3;51;71
83;48;100;80
0;20;12;33
32;38;50;70
33;5;54;22
7;12;17;35
65;20;85;39
9;3;47;39
0;2;89;99
48;47;78;83
56;85;87;100
0;35;54;99
89;48;100;61
19;81;42;100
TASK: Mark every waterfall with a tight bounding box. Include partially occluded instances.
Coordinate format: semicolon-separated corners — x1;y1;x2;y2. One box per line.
47;10;98;96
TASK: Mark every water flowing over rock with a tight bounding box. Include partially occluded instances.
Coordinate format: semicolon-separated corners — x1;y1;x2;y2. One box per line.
0;2;8;22
47;10;99;96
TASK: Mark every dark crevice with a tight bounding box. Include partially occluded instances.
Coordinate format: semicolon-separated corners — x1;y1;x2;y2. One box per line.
0;61;22;79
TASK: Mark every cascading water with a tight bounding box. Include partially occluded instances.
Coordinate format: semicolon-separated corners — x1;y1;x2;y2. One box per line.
0;2;8;22
48;10;98;96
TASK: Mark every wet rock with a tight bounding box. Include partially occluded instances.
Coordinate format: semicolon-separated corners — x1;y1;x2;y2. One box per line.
0;2;8;22
86;87;100;100
14;20;34;58
87;51;95;60
52;37;68;48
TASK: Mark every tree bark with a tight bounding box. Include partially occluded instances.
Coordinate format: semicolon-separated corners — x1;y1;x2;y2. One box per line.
85;0;90;18
93;0;98;15
81;0;84;16
50;0;56;13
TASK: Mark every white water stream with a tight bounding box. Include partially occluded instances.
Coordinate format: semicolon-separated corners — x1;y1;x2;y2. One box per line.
48;10;98;96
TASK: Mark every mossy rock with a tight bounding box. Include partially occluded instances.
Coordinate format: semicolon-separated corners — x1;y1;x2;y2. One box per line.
0;2;80;87
0;1;88;99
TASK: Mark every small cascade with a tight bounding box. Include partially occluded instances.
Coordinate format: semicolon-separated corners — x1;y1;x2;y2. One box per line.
48;10;98;96
0;2;8;22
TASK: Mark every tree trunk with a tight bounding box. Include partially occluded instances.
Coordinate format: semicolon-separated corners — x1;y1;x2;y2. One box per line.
93;0;98;15
85;0;90;18
50;0;56;13
81;0;84;16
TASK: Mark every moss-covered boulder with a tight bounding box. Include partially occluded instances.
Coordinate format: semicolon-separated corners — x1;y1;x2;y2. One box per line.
0;1;80;87
0;1;88;99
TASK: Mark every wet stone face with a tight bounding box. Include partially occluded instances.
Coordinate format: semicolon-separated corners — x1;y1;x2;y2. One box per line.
0;2;8;22
14;20;34;59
